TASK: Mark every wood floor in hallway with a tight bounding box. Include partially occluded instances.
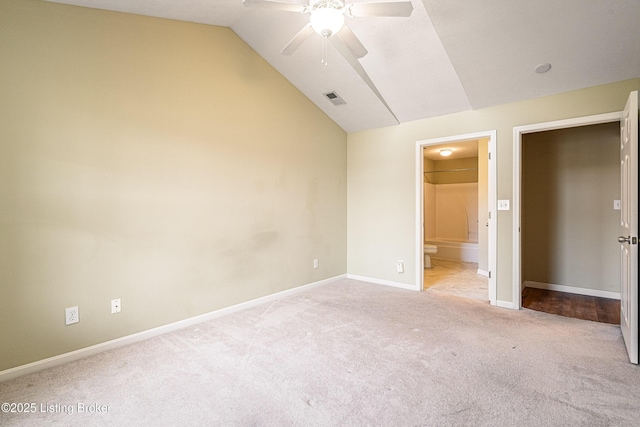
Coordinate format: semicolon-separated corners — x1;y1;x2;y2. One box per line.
522;287;620;324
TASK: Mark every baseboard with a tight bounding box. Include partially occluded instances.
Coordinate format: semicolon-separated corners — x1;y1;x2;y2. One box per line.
496;300;516;310
477;269;489;277
524;281;621;300
346;274;420;291
0;274;346;383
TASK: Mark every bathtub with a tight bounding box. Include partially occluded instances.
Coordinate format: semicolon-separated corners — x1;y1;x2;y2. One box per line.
424;238;478;263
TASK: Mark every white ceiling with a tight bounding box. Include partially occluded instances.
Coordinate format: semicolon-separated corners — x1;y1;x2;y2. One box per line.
46;0;640;132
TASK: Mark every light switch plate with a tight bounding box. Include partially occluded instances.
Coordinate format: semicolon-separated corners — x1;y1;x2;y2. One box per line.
614;200;621;210
498;200;510;211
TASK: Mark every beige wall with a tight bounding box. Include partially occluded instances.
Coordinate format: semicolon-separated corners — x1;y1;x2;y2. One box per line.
0;0;347;371
522;123;620;292
424;157;478;184
347;78;640;301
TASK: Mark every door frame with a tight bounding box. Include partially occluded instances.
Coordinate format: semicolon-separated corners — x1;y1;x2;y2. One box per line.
415;130;497;304
512;112;622;309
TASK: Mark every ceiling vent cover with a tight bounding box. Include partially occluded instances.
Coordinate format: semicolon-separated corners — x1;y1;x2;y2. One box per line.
324;91;346;106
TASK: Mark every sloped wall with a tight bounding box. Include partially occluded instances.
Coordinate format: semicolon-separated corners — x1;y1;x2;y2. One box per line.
0;0;347;371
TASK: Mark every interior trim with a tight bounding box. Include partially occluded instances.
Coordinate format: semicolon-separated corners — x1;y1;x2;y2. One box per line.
0;274;347;383
346;274;419;291
513;112;623;310
416;130;497;305
524;281;621;301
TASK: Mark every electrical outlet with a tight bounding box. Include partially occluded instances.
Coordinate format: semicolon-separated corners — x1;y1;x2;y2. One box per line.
111;298;121;314
396;261;404;273
313;259;319;269
65;306;79;325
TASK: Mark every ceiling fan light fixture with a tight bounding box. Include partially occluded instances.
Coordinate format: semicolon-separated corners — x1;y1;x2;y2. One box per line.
310;6;344;37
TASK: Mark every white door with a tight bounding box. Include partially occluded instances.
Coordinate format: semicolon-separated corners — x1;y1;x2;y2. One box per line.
620;90;638;364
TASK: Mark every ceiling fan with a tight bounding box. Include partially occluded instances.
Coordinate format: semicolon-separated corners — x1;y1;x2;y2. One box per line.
242;0;414;122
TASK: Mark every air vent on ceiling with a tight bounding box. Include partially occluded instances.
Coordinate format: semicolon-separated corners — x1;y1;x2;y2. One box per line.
324;91;346;106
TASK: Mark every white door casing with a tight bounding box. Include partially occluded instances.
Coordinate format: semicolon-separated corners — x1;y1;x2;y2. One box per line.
619;90;638;365
513;112;622;309
415;131;497;305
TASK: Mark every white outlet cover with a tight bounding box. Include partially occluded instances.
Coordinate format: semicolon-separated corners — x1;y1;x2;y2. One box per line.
111;299;121;314
65;306;79;325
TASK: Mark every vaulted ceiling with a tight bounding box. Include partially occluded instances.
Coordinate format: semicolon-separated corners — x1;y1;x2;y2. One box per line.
46;0;640;132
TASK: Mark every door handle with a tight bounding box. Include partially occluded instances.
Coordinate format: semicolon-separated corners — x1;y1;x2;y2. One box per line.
618;236;638;244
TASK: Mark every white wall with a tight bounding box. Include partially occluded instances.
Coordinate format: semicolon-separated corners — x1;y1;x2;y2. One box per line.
428;183;478;242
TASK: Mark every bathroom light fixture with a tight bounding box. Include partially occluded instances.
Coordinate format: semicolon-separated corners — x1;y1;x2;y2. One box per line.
440;149;452;157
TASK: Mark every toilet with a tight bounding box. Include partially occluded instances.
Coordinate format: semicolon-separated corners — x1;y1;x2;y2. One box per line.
424;244;438;268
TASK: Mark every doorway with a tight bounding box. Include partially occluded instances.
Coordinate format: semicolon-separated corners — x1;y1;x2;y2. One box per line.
416;131;497;304
513;112;623;309
521;122;621;300
515;96;639;365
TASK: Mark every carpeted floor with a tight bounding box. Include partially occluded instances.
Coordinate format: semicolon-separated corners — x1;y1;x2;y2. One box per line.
1;278;639;426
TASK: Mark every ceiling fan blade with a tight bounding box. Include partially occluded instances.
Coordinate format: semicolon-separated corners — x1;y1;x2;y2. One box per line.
280;24;315;55
329;36;399;124
346;2;413;18
334;25;368;59
242;0;309;13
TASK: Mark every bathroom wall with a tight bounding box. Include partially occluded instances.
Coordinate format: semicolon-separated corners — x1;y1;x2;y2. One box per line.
477;138;489;273
433;183;479;242
424;182;437;240
425;157;478;184
522;122;620;294
424;157;479;242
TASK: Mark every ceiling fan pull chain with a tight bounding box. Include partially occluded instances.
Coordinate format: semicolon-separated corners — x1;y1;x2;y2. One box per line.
321;34;329;66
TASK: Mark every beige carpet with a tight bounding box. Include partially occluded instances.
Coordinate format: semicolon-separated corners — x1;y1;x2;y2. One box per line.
424;258;488;301
1;278;639;426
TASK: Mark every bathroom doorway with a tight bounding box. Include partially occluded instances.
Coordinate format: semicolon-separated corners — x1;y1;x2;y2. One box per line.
415;131;497;304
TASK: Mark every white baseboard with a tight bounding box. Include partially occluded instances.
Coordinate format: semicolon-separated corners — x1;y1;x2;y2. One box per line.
524;281;621;300
346;274;420;291
477;269;489;277
0;274;346;383
496;300;516;310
